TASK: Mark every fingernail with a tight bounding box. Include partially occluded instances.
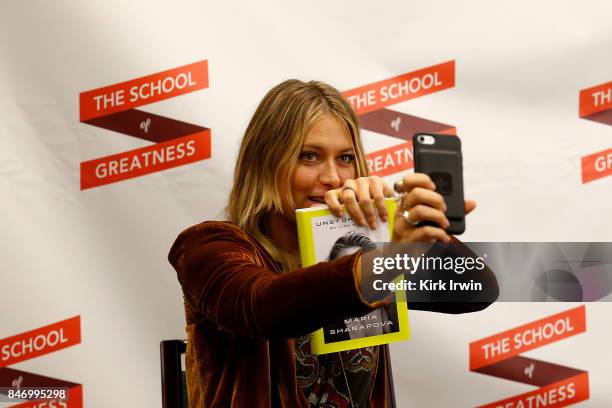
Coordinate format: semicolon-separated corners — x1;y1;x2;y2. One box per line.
372;222;378;230
431;183;436;190
381;214;388;222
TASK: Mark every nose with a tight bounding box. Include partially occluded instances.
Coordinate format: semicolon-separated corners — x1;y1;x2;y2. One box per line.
318;160;341;188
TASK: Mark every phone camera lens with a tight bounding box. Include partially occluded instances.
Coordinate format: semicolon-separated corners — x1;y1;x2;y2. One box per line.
417;135;436;145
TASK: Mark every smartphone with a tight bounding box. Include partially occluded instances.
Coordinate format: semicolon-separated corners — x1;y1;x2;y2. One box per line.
413;133;465;235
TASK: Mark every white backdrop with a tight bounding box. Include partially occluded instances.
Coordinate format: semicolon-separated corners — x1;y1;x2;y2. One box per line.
1;0;611;406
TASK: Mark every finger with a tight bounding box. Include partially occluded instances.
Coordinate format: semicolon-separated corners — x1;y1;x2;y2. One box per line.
413;226;451;243
355;178;378;229
401;173;435;193
324;189;344;218
370;176;389;223
465;199;477;215
342;183;366;226
402;188;447;212
406;205;450;229
381;180;395;197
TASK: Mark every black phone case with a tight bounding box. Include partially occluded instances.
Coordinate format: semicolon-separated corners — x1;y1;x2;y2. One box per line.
413;133;465;235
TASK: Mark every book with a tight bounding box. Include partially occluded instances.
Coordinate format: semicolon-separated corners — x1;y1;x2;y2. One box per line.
296;197;411;355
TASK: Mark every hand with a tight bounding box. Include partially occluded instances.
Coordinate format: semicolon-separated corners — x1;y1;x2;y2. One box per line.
324;176;395;229
392;173;477;243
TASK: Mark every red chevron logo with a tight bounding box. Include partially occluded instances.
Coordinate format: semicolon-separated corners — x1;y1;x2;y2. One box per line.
0;316;82;407
342;61;456;177
79;61;211;190
470;306;589;408
580;81;612;126
579;80;612;184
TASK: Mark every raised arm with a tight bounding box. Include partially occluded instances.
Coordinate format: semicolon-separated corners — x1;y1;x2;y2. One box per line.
169;222;388;339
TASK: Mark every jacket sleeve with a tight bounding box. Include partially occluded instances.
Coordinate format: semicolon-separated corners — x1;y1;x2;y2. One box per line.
407;236;500;314
168;222;387;339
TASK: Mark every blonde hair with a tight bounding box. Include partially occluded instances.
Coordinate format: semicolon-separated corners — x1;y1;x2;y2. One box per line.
226;79;369;270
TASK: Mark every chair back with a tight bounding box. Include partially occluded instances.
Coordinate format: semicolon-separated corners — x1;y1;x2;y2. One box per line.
160;339;187;408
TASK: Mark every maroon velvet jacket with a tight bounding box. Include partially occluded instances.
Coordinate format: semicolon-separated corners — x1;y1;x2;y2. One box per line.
168;221;393;407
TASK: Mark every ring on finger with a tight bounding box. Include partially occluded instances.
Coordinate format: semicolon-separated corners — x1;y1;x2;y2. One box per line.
393;179;405;193
401;210;419;227
342;185;356;194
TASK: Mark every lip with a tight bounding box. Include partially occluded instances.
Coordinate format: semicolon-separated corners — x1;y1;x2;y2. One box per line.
305;196;326;207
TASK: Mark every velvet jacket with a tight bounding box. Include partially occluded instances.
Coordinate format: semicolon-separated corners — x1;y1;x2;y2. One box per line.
168;221;395;407
168;221;499;407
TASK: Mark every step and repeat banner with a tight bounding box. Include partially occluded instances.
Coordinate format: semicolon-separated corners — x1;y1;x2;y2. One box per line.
1;0;611;407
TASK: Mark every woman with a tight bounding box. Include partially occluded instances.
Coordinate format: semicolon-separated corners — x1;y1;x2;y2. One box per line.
168;79;490;407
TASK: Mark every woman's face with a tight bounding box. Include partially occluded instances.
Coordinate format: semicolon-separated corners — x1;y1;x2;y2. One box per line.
289;115;356;215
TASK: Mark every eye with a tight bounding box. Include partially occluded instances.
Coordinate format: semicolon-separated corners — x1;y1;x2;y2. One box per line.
338;154;355;164
299;151;318;162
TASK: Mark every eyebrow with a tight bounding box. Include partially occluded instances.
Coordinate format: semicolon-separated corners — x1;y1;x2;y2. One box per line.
301;144;355;153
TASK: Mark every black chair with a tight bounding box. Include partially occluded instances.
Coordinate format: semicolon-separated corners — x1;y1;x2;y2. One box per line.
160;340;188;408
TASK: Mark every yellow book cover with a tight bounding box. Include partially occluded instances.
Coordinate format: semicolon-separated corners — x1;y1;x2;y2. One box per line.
295;197;410;355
